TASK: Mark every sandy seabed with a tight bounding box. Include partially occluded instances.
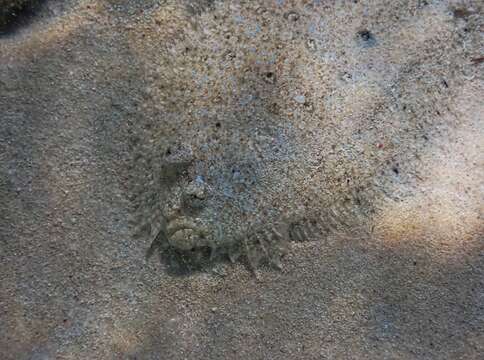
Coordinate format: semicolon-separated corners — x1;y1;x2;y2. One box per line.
0;1;483;359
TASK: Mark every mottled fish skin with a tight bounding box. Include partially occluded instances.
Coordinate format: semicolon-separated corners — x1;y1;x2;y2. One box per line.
128;114;415;274
123;0;466;275
132;152;396;274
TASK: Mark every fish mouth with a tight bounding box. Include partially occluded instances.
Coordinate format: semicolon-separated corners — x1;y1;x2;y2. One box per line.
166;218;209;251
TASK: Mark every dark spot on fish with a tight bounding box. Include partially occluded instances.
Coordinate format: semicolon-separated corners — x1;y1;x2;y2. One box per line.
263;71;276;84
358;30;372;41
357;30;376;47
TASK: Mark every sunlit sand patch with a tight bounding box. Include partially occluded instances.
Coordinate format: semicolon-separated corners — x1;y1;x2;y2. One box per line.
386;2;454;53
125;2;189;59
374;194;482;254
373;81;483;259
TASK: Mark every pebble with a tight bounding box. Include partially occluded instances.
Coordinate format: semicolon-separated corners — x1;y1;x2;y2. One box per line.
294;95;306;104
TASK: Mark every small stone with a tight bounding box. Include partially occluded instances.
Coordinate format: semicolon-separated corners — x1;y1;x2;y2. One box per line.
285;11;300;22
294;94;306;104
